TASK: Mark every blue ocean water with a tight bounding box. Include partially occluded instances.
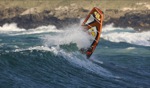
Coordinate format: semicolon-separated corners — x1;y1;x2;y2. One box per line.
0;23;150;88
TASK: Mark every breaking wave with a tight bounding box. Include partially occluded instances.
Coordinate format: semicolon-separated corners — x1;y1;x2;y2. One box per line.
0;23;150;88
13;45;114;78
102;24;150;46
0;23;25;32
42;24;91;49
0;23;149;47
0;23;63;35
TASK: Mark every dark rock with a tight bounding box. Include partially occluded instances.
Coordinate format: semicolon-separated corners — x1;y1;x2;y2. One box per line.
0;12;80;29
0;7;25;19
104;10;150;31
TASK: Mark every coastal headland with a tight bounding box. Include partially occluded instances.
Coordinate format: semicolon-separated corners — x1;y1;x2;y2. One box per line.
0;0;149;31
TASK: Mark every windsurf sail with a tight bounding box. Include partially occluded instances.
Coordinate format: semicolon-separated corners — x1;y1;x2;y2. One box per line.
81;7;104;59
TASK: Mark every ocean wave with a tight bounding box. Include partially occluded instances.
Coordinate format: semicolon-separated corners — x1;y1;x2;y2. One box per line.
1;22;150;88
0;23;63;35
0;23;25;32
102;24;150;46
13;45;114;78
1;23;150;47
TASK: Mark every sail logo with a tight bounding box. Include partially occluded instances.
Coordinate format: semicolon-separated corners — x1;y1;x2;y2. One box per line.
94;11;101;21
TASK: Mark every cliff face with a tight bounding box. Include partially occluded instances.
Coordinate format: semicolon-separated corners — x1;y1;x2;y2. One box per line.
0;6;149;31
0;7;25;19
114;10;150;31
0;7;81;29
104;10;150;31
0;10;80;29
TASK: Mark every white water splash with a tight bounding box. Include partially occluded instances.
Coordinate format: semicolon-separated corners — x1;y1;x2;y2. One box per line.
0;23;25;32
10;25;63;36
126;47;136;50
102;24;150;46
42;24;91;49
0;23;63;35
14;46;60;55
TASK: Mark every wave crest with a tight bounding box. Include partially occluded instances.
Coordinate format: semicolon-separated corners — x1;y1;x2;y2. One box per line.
102;24;150;46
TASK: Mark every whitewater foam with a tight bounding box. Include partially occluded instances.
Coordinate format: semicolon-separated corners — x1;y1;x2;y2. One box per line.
0;23;63;36
126;47;136;50
0;23;25;32
42;24;91;49
10;25;63;36
14;46;55;52
102;24;150;46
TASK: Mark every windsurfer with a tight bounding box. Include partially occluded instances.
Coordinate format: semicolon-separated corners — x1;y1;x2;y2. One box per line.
80;7;104;59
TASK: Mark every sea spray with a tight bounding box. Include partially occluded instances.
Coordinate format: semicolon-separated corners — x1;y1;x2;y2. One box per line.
42;24;91;49
0;23;25;32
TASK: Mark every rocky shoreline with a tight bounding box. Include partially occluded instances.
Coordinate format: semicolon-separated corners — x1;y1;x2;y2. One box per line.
0;6;149;31
104;10;150;31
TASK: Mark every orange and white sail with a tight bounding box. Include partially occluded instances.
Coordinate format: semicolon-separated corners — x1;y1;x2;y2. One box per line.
81;7;104;58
